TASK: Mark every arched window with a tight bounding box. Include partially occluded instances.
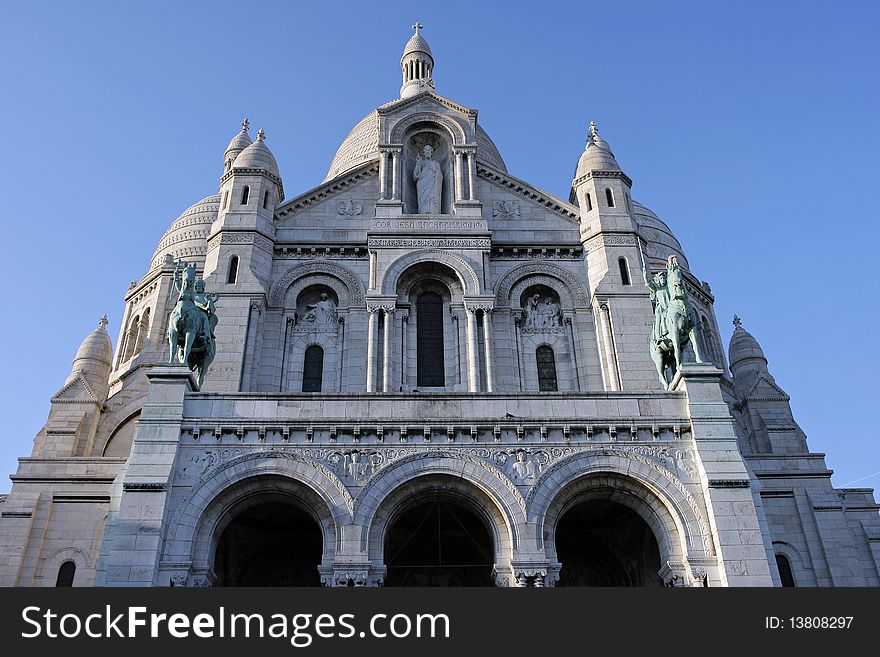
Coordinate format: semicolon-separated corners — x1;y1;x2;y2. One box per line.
536;345;558;392
618;257;631;286
263;190;270;209
776;554;795;587
55;561;76;587
302;345;324;392
134;307;151;353
605;188;614;207
416;292;445;387
586;193;593;211
227;255;239;284
240;185;250;205
222;190;229;210
123;315;140;361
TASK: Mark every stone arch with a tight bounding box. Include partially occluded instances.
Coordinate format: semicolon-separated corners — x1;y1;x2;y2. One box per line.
381;249;481;295
40;547;90;585
495;262;589;308
269;261;365;308
772;541;811;586
389;112;468;145
99;408;142;457
162;451;353;573
353;451;526;557
527;449;714;563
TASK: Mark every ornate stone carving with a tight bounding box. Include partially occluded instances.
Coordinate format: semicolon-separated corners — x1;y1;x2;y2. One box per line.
522;292;562;328
336;198;363;216
492;200;520;219
270;261;365;307
413;144;443;214
496;262;588;307
368;237;491;249
300;293;337;327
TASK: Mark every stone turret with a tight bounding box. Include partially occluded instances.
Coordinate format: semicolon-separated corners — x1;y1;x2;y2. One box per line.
66;314;113;402
223;118;253;175
400;22;435;99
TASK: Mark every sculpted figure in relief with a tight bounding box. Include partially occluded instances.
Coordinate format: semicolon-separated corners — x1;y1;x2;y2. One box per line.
523;293;561;328
412;144;443;214
303;293;337;326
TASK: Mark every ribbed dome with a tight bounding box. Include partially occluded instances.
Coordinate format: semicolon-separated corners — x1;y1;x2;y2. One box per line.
232;130;280;177
323;110;507;182
728;316;768;369
633;201;689;271
402;29;433;59
150;194;220;270
65;316;113;391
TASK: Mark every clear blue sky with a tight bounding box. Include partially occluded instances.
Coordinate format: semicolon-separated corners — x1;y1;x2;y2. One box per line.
0;0;878;493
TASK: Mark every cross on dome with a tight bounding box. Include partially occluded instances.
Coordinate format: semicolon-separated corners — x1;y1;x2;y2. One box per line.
733;314;743;329
412;21;423;33
257;128;266;141
241;118;250;133
98;314;109;330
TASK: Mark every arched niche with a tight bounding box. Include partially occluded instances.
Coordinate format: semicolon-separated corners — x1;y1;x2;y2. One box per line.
295;285;339;328
403;125;453;215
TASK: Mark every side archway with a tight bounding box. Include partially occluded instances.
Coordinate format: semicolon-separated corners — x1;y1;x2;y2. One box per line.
381;250;481;296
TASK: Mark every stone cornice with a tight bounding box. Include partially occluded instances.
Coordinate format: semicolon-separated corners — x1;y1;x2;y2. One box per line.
477;163;581;222
377;90;477;121
276;162;378;219
572;169;633;189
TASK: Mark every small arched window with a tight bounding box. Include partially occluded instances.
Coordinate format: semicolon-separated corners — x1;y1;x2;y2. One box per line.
123;315;140;361
262;190;270;209
134;307;151;352
302;345;324;392
240;185;250;205
227;255;239;284
776;554;795;587
605;188;614;207
536;345;558;392
586;193;593;211
618;257;631;286
55;561;76;587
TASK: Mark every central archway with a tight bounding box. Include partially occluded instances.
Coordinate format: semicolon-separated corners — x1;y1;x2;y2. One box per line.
384;496;494;586
212;494;323;587
555;499;662;587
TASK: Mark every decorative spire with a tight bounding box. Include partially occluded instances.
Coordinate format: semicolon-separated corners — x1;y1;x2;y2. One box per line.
257;128;265;142
733;314;742;329
412;21;423;33
98;314;109;331
241;118;250;133
588;120;599;145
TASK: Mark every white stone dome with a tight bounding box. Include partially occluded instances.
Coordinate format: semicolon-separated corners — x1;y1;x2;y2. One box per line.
728;318;768;369
232;131;280;177
150;194;220;270
402;30;433;59
323;110;507;182
225;128;253;155
633;201;689;271
65;316;113;391
574;134;620;179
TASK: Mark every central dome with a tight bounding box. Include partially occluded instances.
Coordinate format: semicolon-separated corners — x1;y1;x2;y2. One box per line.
323;108;508;182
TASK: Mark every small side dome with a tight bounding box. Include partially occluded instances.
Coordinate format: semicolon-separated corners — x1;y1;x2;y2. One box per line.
224;118;253;164
728;315;768;369
402;22;433;59
232;128;280;177
150;194;220;270
574;121;621;180
65;315;113;393
633;201;689;271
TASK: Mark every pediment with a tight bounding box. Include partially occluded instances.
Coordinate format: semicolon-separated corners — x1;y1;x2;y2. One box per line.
276;162;378;223
743;374;789;401
479;163;581;226
51;374;99;404
378;91;476;122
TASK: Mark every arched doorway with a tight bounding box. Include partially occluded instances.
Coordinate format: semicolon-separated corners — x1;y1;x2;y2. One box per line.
555;499;662;587
384;497;494;586
213;496;323;586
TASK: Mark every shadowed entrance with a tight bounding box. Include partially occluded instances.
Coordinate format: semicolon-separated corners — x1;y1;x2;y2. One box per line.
555;499;662;587
213;498;322;586
384;498;494;586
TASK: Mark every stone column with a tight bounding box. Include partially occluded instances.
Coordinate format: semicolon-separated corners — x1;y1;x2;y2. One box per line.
597;302;621;391
400;310;409;391
391;149;401;201
465;306;479;392
366;307;379;392
382;306;393;393
482;309;496;392
467;151;476;200
454;150;464;201
379;151;388;200
565;316;582;391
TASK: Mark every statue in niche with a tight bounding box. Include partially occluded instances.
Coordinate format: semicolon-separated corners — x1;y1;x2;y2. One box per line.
302;293;337;326
523;292;561;328
412;144;443;214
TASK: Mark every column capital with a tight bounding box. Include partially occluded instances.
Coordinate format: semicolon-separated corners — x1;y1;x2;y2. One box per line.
464;296;495;313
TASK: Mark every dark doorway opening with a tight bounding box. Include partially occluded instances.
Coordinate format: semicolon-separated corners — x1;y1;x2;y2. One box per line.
555;499;662;587
213;498;322;586
384;498;494;586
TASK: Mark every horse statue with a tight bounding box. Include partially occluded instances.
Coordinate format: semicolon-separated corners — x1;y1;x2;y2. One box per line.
167;261;217;388
643;255;703;389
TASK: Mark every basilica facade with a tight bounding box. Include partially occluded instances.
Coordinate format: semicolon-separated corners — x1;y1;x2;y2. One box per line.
1;26;878;587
